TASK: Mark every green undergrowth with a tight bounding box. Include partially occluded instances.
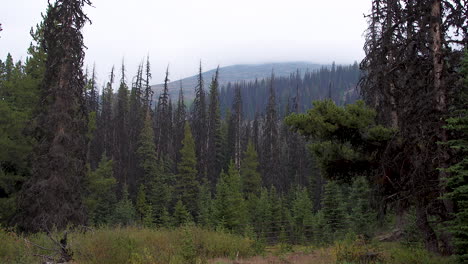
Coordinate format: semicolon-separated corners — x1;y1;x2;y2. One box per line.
0;225;259;264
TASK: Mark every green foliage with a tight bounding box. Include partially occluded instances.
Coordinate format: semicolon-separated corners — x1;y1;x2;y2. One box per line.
290;186;314;243
176;122;200;216
85;155;117;226
384;242;456;264
348;176;376;236
285;99;395;182
214;161;247;233
443;49;468;263
321;180;348;241
0;51;41;225
173;200;193;227
332;235;382;264
197;178;214;227
113;185;136;226
249;188;272;237
136;112;160;186
240;141;262;196
135;185;153;227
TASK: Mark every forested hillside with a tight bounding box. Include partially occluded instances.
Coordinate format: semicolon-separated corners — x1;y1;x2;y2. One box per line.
0;0;467;263
151;62;324;100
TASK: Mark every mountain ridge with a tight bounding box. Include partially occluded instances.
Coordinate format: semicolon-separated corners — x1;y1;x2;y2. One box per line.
151;62;326;100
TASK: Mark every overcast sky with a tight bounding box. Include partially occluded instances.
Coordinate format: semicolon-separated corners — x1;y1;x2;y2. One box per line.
0;0;370;85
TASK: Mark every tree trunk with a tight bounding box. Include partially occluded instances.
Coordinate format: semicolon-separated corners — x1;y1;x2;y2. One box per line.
416;202;439;254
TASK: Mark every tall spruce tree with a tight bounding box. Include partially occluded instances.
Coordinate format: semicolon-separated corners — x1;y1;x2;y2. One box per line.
191;62;208;180
176;122;200;216
262;73;281;190
113;61;130;189
17;0;92;232
173;82;187;170
155;66;171;160
127;63;144;197
100;66;115;158
207;67;223;187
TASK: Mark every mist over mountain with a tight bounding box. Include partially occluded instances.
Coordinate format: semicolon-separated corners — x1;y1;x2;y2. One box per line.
151;62;324;100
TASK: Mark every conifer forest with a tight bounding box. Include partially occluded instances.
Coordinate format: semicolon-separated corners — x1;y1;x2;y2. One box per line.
0;0;467;263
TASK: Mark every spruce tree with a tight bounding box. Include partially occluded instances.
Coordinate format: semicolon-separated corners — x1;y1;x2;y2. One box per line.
99;66;115;159
348;176;375;236
173;200;193;226
444;49;468;262
137;111;170;219
197;178;214;227
214;161;246;233
321;180;347;241
85;154;117;226
113;61;130;190
137;111;160;187
173;82;187;169
155;66;172;159
17;0;92;232
176;122;200;216
240;141;262;197
207;67;223;187
113;185;136;226
291;186;314;243
191;62;208;180
262;73;281;190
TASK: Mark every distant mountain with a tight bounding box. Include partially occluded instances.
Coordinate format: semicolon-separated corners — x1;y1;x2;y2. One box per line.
151;62;325;101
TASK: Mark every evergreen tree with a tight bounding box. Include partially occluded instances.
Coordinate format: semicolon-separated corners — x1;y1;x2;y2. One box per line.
17;0;91;232
191;62;208;180
173;200;193;226
99;66;115;159
291;186;314;243
137;111;170;219
321;181;347;241
444;49;468;262
250;187;272;239
230;87;243;169
176;122;200;216
137;111;160;187
240;141;262;197
214;161;246;233
155;66;172;159
85;154;117;226
348;176;375;236
113;185;136;226
197;178;214;227
173;82;187;169
262;73;281;190
113;61;130;190
136;184;148;223
207;67;223;187
127;62;144;197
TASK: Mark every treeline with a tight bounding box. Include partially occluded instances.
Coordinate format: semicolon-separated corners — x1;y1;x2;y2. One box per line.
0;47;377;242
219;62;360;119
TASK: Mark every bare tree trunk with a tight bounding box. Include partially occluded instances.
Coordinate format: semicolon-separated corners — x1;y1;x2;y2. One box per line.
416;202;439;254
431;0;454;254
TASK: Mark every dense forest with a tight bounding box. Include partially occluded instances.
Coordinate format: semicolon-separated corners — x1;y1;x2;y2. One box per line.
0;0;467;263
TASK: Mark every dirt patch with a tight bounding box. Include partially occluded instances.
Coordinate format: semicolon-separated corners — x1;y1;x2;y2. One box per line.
209;248;334;264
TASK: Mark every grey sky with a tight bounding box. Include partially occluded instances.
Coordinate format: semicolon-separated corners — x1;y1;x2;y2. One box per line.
0;0;370;85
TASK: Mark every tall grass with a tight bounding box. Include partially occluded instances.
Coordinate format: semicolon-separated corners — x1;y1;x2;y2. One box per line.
0;225;259;264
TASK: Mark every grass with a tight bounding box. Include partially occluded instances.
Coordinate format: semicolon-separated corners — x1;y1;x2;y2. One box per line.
0;225;258;264
0;227;458;264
